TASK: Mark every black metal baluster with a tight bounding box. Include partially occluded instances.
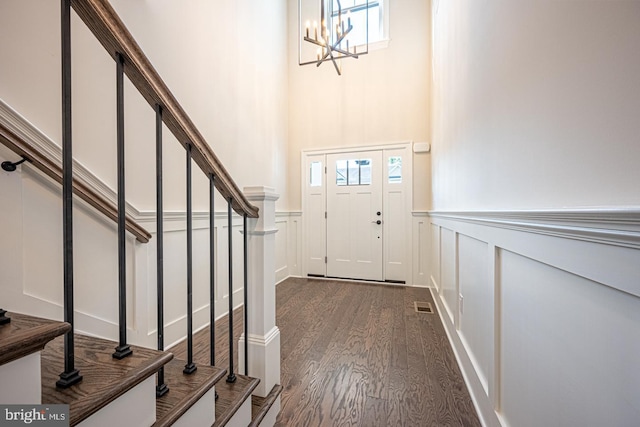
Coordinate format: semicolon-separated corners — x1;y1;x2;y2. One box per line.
243;214;248;376
210;176;218;400
113;52;132;360
57;0;82;388
210;175;216;367
0;309;10;325
184;144;196;374
155;104;169;397
226;198;236;383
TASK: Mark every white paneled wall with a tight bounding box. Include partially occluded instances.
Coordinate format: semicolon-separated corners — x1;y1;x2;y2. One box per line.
275;212;302;285
412;213;430;287
428;211;640;427
458;234;490;394
0;146;301;349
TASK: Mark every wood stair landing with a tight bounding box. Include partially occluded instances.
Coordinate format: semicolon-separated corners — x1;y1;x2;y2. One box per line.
250;384;283;427
154;358;226;427
0;311;70;366
213;374;260;427
41;334;173;426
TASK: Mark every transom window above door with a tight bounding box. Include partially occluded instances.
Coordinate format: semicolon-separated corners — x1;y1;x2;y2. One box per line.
330;0;386;47
336;159;372;186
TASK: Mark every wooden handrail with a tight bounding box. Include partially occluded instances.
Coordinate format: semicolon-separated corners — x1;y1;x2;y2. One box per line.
72;0;259;218
0;123;151;243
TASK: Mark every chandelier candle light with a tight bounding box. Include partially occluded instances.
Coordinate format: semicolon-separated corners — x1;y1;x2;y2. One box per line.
299;0;369;75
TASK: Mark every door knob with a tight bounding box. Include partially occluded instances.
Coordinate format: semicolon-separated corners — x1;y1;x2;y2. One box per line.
376;211;381;216
374;220;382;225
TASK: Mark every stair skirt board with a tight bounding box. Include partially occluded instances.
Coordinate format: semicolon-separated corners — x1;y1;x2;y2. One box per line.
168;386;217;427
0;352;41;404
77;376;156;427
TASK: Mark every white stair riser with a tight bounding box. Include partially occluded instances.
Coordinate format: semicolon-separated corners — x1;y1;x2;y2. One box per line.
224;397;252;427
258;396;281;427
0;352;41;404
171;386;216;427
77;376;156;427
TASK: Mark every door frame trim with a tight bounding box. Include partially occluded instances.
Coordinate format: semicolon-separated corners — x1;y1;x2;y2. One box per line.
301;141;414;284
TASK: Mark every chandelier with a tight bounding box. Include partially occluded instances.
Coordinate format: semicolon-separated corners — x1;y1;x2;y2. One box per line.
298;0;369;75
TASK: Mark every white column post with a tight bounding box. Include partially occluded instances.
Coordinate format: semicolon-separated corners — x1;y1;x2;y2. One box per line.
239;186;280;397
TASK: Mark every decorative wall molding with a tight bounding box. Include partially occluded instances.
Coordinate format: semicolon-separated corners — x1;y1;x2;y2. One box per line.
430;209;640;249
428;210;640;427
0;97;141;218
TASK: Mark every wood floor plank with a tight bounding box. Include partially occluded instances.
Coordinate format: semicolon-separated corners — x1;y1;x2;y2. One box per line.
275;278;482;426
361;395;388;427
277;282;370;426
279;281;350;389
417;290;482;427
181;278;480;426
404;290;438;426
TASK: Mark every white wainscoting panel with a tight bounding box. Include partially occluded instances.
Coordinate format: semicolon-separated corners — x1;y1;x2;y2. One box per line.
499;249;640;427
139;212;247;348
275;212;302;284
428;210;640;427
275;218;289;283
458;234;490;395
440;227;457;325
430;223;441;292
412;212;430;286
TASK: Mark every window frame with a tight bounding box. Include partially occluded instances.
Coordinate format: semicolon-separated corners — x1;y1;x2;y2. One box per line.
328;0;389;50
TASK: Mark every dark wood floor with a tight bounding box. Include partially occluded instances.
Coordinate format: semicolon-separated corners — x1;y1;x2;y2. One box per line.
171;277;480;426
275;278;481;427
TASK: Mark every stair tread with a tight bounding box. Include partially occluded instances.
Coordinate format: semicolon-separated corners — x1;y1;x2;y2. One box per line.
41;334;173;426
213;374;260;427
0;311;70;366
154;358;226;427
249;384;283;427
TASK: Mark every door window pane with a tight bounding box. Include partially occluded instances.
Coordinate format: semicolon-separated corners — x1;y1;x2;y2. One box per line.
336;160;348;186
358;159;371;185
310;161;323;187
336;158;372;186
388;156;402;183
348;160;360;185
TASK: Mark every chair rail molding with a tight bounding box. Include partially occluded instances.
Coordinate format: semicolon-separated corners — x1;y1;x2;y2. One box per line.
429;208;640;249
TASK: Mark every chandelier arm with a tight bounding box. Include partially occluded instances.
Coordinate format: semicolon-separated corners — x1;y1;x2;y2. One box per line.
326;46;342;75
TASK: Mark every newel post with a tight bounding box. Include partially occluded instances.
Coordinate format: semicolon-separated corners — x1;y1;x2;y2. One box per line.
239;186;280;397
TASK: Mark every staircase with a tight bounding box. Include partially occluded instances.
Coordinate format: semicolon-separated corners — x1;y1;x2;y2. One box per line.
0;0;282;424
0;311;281;425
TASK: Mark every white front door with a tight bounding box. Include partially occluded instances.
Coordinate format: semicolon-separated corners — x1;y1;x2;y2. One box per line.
326;151;383;281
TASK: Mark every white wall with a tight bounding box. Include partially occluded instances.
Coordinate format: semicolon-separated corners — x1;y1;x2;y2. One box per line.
287;0;432;211
430;2;640;426
431;1;640;210
0;0;289;211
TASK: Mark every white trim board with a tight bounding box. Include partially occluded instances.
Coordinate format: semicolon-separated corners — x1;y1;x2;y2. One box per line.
301;140;413;156
429;209;640;249
0;97;141;218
